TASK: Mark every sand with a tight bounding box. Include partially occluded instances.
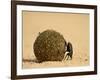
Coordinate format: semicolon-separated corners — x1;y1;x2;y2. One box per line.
23;53;89;68
22;11;89;69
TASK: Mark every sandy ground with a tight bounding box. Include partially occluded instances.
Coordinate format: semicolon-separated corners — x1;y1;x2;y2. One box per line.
22;11;89;69
22;52;89;69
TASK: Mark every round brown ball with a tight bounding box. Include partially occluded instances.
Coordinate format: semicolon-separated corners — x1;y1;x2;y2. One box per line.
33;30;65;62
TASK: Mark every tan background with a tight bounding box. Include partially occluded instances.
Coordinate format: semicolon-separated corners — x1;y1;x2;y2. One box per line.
22;11;89;68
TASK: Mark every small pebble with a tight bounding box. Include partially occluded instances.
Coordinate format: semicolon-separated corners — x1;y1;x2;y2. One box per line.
85;59;88;61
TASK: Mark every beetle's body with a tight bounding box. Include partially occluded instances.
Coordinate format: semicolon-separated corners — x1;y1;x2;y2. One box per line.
64;42;73;60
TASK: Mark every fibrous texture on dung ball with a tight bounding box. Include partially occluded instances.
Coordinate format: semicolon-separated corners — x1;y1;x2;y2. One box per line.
33;30;65;62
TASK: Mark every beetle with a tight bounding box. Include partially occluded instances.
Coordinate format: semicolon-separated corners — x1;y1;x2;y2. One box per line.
63;41;73;60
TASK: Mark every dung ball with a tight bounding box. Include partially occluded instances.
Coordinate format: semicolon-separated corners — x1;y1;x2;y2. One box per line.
33;30;65;62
